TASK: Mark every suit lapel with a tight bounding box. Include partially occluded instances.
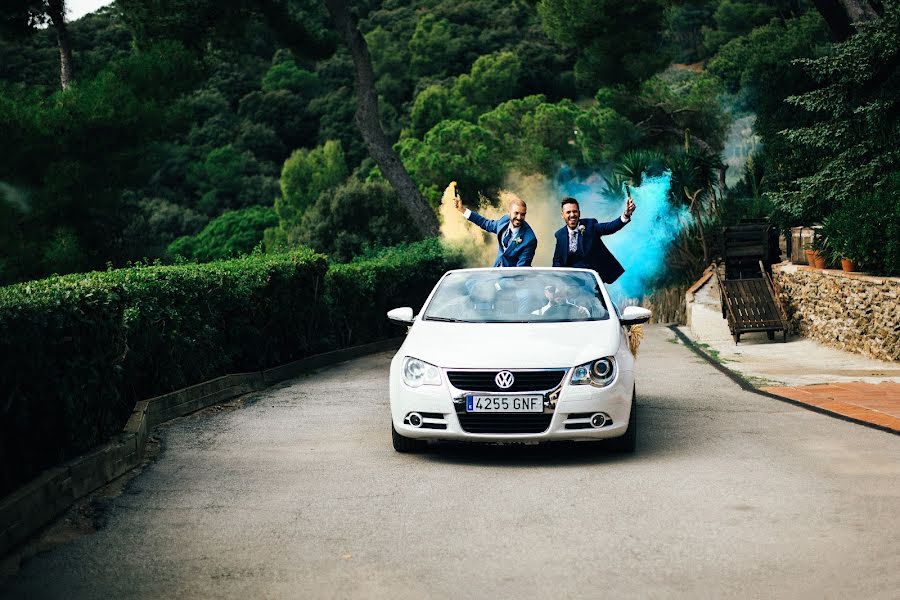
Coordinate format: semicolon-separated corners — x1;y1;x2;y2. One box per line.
580;220;592;256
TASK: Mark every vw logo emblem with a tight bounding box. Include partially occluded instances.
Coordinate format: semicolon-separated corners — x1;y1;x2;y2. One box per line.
495;370;515;389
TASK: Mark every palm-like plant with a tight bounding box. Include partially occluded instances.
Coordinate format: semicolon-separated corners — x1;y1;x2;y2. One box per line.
613;149;666;186
666;148;718;208
600;172;630;197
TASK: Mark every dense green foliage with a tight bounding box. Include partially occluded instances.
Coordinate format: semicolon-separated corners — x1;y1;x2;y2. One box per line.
538;0;670;87
821;174;900;276
293;180;422;262
327;238;464;345
268;139;349;248
0;239;464;495
0;0;897;280
772;4;900;223
168;206;277;262
0;38;202;282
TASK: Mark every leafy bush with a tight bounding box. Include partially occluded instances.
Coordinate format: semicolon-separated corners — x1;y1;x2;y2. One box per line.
821;174;900;276
295;180;422;262
769;5;900;223
279;140;349;220
398;120;505;205
326;239;465;347
168;206;277;262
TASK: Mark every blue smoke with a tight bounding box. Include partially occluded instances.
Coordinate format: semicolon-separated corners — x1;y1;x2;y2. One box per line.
556;170;689;298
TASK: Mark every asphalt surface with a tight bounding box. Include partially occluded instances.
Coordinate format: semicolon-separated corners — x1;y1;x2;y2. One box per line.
2;325;899;599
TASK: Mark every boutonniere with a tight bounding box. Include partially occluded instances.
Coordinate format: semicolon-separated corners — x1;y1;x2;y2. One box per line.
514;236;523;244
577;225;586;234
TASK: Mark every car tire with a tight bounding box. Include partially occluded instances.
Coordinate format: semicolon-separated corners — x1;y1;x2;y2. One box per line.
611;389;637;453
392;422;427;453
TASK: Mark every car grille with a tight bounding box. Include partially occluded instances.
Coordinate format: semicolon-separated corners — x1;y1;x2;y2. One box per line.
456;412;553;434
447;370;566;392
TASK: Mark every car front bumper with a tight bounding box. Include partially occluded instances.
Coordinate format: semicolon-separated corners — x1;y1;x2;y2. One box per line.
389;364;634;443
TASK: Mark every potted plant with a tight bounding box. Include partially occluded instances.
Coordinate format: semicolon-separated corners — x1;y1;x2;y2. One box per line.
810;235;828;269
802;241;817;267
823;215;861;273
825;240;856;272
841;257;858;272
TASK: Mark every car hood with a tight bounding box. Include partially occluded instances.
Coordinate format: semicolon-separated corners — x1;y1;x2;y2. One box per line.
400;319;622;369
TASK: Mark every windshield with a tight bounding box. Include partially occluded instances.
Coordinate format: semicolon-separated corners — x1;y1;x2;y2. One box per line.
423;271;609;323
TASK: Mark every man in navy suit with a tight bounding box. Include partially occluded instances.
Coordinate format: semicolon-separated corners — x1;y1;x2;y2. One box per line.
454;192;537;267
552;196;636;284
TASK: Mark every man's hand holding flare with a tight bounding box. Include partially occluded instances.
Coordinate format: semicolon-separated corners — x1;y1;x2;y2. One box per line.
624;196;636;219
623;184;636;220
446;181;465;214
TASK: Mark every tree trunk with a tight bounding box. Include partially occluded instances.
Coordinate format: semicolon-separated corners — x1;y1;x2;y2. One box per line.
47;0;74;90
323;0;440;237
811;0;882;41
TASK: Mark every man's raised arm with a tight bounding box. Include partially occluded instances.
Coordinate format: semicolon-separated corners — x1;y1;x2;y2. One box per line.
591;195;636;235
452;183;502;234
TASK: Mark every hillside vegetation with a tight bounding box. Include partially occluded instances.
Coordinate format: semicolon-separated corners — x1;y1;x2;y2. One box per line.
1;0;897;282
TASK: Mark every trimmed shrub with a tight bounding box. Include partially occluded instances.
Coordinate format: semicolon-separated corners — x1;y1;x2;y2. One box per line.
0;249;328;496
327;239;465;347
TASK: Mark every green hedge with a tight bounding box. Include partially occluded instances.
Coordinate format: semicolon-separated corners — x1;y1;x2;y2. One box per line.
0;249;329;496
326;239;465;347
0;240;463;497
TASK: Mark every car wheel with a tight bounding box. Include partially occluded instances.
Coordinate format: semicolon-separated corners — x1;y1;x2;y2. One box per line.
611;389;636;453
392;422;427;453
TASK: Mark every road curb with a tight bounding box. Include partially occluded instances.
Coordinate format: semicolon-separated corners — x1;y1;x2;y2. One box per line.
0;336;404;557
667;325;899;437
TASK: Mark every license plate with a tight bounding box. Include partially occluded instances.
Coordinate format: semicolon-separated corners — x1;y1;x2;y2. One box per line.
466;395;543;413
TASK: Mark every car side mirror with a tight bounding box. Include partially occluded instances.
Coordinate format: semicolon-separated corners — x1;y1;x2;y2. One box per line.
620;306;651;325
387;307;415;325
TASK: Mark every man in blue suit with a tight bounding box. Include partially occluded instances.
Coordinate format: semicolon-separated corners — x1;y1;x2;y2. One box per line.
454;192;537;267
552;196;636;284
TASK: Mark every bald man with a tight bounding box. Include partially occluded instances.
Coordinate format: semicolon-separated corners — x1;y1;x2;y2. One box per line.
454;191;537;267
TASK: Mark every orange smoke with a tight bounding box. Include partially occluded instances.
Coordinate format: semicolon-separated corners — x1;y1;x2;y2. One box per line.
438;174;562;268
438;182;504;267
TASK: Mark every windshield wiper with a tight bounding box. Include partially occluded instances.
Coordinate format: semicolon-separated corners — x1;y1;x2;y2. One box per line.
424;316;465;322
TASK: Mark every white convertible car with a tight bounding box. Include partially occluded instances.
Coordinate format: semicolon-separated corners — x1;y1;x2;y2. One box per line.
387;268;651;453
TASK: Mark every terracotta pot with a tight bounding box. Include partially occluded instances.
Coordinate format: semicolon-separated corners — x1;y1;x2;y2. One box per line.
814;255;827;269
841;258;857;272
804;249;817;267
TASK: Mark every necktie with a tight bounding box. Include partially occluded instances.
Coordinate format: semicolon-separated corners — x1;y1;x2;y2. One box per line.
569;229;578;253
502;228;512;249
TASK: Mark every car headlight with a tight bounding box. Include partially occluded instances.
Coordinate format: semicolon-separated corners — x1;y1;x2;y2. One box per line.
570;357;616;387
401;357;442;387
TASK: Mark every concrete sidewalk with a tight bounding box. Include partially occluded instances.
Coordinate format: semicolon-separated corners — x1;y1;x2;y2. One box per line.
675;326;900;434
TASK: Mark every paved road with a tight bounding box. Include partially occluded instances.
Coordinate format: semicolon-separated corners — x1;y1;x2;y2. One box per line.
2;326;899;599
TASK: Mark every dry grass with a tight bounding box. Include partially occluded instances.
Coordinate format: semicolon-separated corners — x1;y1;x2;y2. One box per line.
628;324;645;355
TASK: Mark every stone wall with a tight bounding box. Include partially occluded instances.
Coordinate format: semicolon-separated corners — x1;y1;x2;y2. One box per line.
773;263;899;361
